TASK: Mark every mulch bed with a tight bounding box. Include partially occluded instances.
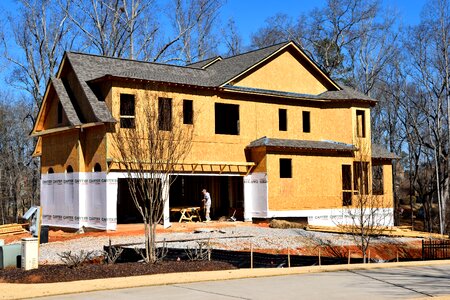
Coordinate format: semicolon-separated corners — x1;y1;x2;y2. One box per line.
0;261;237;284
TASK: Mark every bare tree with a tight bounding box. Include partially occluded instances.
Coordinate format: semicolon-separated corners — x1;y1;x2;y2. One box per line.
113;90;193;263
341;140;392;263
1;0;73;107
222;18;243;56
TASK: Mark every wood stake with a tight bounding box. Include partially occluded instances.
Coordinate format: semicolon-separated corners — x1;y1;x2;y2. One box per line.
250;243;253;269
319;248;321;266
348;250;351;264
396;250;399;262
368;250;370;264
287;248;291;268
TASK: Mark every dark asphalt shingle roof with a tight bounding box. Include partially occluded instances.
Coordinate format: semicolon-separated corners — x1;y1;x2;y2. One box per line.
246;137;356;152
63;40;376;122
372;144;399;160
51;78;81;126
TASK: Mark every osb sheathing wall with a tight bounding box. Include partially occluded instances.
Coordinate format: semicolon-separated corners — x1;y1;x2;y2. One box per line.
81;126;107;172
41;130;80;173
106;82;358;165
266;154;354;211
234;50;330;95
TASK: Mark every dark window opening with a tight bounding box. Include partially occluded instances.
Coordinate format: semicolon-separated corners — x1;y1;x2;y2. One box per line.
158;97;172;131
279;108;287;131
356;110;366;138
372;164;384;195
215;103;240;135
183;100;193;124
302;111;311;133
48;168;54;174
342;164;352;206
66;165;73;173
280;158;292;178
120;94;135;128
353;161;369;195
94;163;102;172
57;101;63;124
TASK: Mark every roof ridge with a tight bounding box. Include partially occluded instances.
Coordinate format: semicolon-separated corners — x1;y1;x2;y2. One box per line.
186;55;222;66
66;51;209;72
221;41;291;61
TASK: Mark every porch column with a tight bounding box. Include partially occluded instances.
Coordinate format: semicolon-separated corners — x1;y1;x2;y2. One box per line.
162;177;171;228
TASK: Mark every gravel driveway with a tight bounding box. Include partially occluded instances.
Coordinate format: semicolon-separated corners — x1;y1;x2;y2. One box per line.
37;226;419;264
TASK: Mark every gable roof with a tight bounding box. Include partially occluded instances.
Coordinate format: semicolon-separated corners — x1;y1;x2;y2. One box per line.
33;40;376;134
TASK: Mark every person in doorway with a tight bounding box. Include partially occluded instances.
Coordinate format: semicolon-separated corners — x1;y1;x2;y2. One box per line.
201;189;211;222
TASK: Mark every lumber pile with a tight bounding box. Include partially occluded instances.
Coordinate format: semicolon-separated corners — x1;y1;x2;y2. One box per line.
305;224;448;239
0;223;28;236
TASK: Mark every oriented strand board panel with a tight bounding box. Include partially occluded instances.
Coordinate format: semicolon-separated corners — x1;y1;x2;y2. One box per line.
41;130;79;173
266;154;354;211
233;50;329;95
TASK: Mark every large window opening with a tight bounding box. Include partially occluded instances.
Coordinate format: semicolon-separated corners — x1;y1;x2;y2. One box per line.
120;94;135;128
353;161;369;195
279;108;287;131
372;164;384;195
280;158;292;178
356;110;366;138
302;111;310;133
342;164;352;206
215;103;239;135
158;97;172;131
183;99;193;124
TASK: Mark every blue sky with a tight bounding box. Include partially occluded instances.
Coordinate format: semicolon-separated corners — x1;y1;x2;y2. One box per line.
1;0;426;42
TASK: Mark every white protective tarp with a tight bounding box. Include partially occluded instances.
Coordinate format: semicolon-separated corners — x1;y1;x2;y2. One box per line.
243;172;268;220
40;172;116;230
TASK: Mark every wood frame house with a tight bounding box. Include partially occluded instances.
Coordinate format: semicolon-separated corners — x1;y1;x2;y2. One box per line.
31;41;396;230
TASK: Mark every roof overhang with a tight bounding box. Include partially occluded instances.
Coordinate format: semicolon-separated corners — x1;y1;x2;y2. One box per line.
30;122;104;137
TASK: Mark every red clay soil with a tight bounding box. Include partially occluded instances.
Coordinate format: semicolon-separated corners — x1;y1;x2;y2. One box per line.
0;260;237;284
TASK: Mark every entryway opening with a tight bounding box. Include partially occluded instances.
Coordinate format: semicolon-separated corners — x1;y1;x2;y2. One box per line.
169;175;244;221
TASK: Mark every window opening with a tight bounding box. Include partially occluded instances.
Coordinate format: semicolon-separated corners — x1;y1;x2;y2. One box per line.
94;163;102;172
280;158;292;178
372;164;384;195
342;164;352;206
120;94;135;128
183;100;193;125
158;97;172;131
353;161;369;195
356;110;366;138
215;103;240;135
57;101;63;124
279;109;287;131
302;111;310;133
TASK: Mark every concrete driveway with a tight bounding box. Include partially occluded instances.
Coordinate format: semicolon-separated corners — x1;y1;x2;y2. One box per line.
34;264;450;300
